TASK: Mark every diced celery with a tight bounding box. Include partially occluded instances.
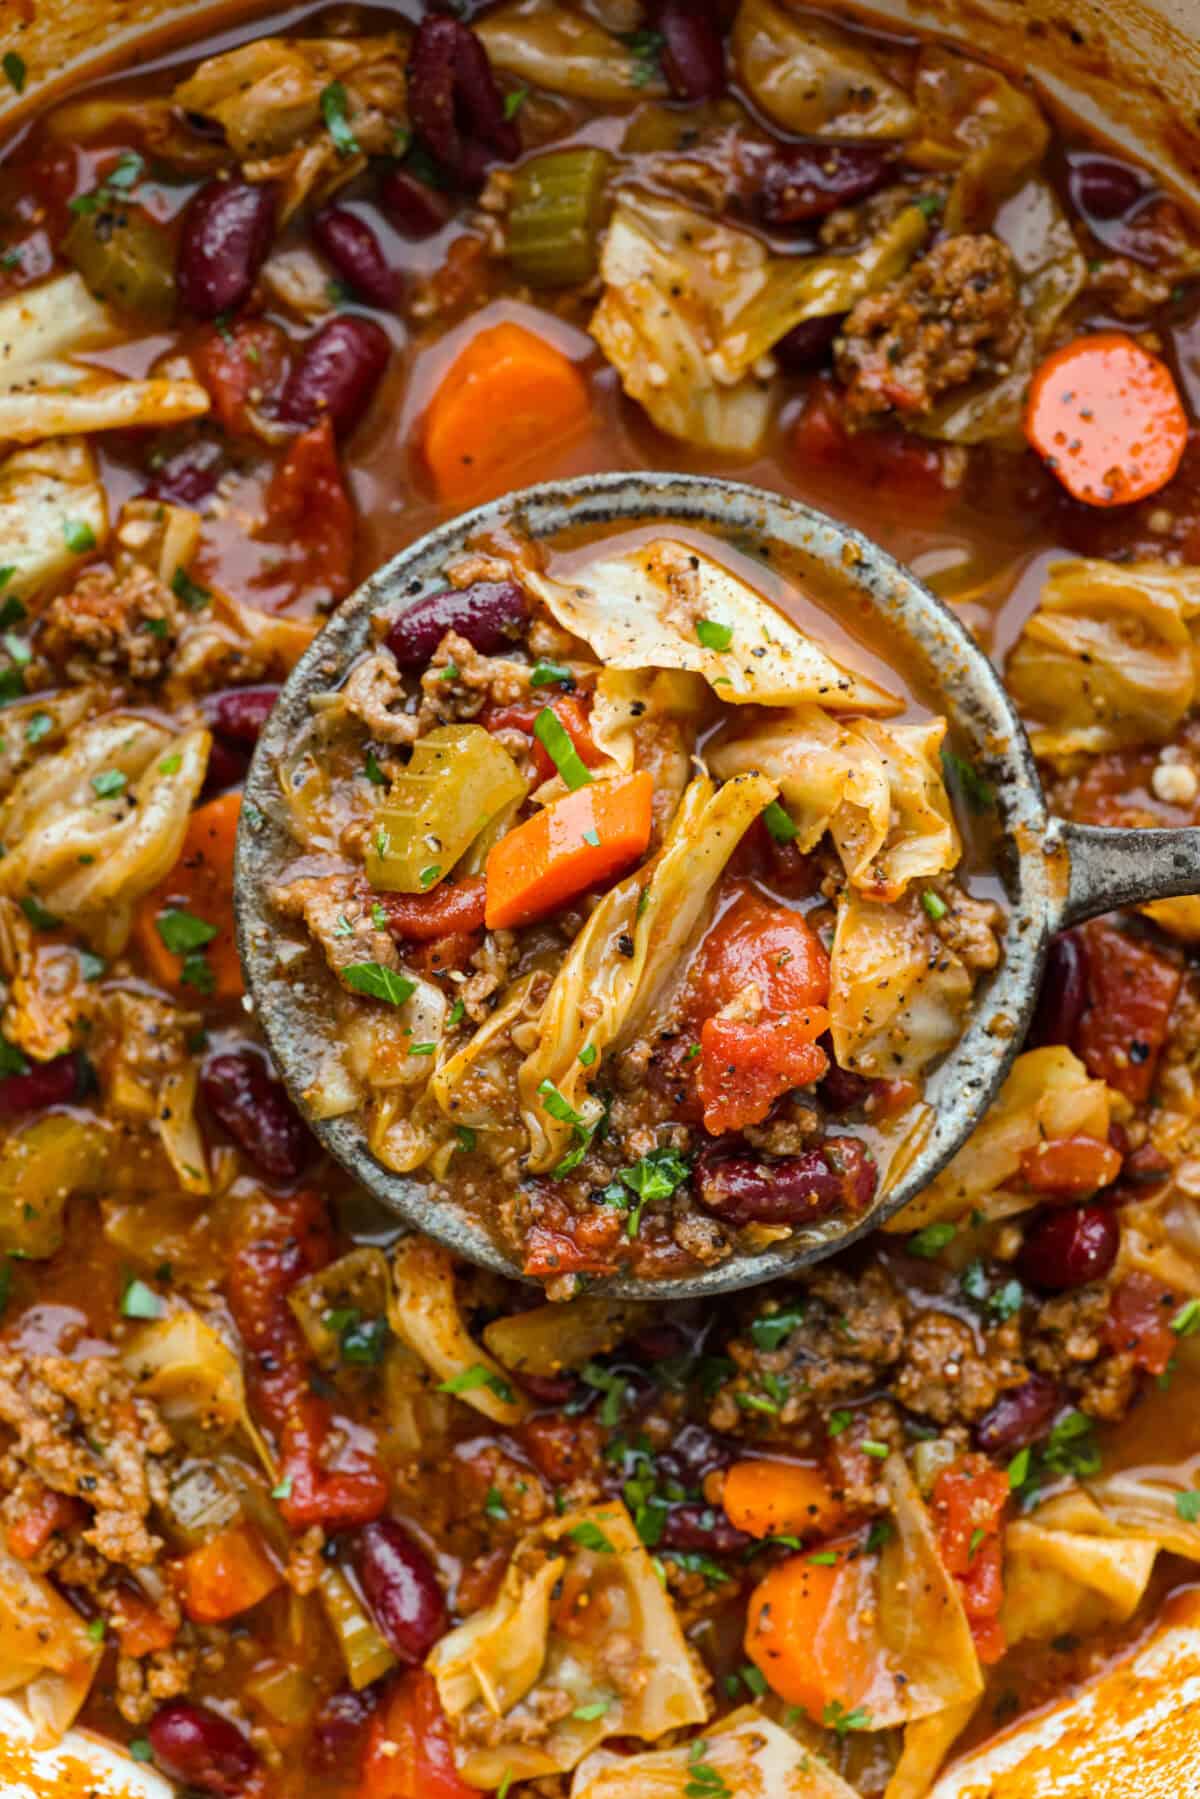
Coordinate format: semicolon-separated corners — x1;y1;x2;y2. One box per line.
63;206;177;323
367;724;526;894
507;147;611;289
318;1565;397;1690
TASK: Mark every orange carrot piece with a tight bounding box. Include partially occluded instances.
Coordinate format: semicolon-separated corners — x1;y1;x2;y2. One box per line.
175;1521;282;1625
485;771;654;930
6;1484;84;1560
1025;330;1188;506
744;1540;873;1717
722;1459;845;1542
109;1585;178;1657
423;321;590;506
133;791;243;999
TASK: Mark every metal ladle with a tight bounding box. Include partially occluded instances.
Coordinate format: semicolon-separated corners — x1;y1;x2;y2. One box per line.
235;472;1200;1299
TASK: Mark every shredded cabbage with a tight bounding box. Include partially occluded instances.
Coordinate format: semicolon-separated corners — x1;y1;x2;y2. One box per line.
0;1547;102;1746
731;0;917;138
388;1238;530;1427
121;1309;276;1474
829;890;974;1081
1007;558;1200;759
711;707;959;900
523;538;899;714
428;1499;709;1786
478;0;667;100
572;1706;863;1798
908;45;1050;231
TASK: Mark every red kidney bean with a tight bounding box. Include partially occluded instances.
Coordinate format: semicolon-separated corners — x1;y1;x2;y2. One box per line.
313;206;399;309
407;15;518;186
1029;930;1088;1050
817;1051;872;1113
659;1503;751;1555
697;1137;877;1226
147;1700;262;1797
657;0;724;99
515;1370;576;1403
1067;151;1146;223
657;1422;739;1490
144;437;226;506
774;313;843;371
756;143;894;226
1120;1142;1171;1187
0;1051;82;1119
378;165;452;239
1018;1203;1119;1292
203;685;281;748
278;315;391;439
177;178;276;318
357;1519;447;1664
312;1683;382;1771
200;1049;313;1183
201;737;249;799
384;580;528;670
974;1372;1061;1455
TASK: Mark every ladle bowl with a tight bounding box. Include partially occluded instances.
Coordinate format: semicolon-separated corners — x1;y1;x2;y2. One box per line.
235;472;1200;1299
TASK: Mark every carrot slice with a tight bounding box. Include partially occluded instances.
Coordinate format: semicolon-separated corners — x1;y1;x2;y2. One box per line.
744;1539;876;1718
423;321;590;506
723;1459;845;1542
133;791;243;999
485;771;654;930
1025;330;1188;506
175;1521;282;1624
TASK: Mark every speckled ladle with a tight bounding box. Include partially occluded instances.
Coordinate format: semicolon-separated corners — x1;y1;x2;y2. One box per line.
235;472;1200;1299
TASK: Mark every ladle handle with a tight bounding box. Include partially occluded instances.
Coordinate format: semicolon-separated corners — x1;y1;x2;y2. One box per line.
1054;820;1200;930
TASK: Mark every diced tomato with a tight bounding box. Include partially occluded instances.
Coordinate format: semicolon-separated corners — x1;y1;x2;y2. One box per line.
931;1455;1010;1666
522;1195;623;1280
485;694;604;784
1075;920;1181;1105
1105;1271;1178;1376
193;320;293;437
257;418;356;605
1020;1135;1123;1198
359;1670;476;1799
226;1190;388;1531
792;376;956;527
688;885;831;1021
6;1484;86;1560
378;878;487;941
413;932;479;977
698;1009;830;1135
108;1585;178;1657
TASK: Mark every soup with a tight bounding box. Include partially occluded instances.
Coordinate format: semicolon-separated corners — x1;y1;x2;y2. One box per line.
0;3;1197;1797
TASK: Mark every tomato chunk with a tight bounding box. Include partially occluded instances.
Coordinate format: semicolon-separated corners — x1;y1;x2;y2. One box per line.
258;418;356;605
193;319;292;437
1105;1271;1178;1376
932;1454;1009;1665
699;1009;830;1135
359;1669;476;1799
1075;920;1180;1104
689;885;830;1020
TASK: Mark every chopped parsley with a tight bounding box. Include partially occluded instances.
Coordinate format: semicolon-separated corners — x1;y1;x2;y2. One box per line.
601;1144;691;1238
484;1485;509;1522
827;1409;853;1437
763;799;798;844
0;1037;26;1078
155;908;216;955
823;1701;872;1737
685;1739;731;1799
363;747;387;786
120;1277;164;1320
621;27;665;88
1175;1489;1200;1524
572;1698;611;1722
2;52;26;93
537;1078;584;1125
530;658;574;689
321;81;360;157
907;1221;956;1258
90;769;127;799
567;1519;615;1553
171;567;211;611
438;1363;515;1405
342;963;416;1006
1171;1297;1200;1337
62;518;97;554
941;747;995;814
695;617;732;652
749;1302;805;1351
503;86;528;120
20;895;60;931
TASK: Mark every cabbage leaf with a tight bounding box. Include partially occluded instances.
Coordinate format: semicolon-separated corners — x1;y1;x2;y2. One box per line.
122;1309;276;1475
523;538;899;714
0;1546;102;1746
428;1500;709;1787
388;1237;530;1427
518;772;776;1171
1007;558;1200;759
731;0;917;138
908;45;1050;232
0;440;108;602
477;1;668;100
829;890;974;1080
711;707;959;900
572;1706;863;1799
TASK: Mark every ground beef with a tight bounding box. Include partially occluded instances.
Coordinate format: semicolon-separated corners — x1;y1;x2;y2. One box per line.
42;565;181;685
114;1643;199;1727
417;630;531;729
1025;1287;1139;1421
0;1353;173;1570
340;650;420;745
835;233;1025;421
892;1309;1023;1424
272;873;402;987
458;1685;575;1750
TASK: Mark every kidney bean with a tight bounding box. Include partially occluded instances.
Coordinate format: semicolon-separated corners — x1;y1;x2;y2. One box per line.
147;1700;262;1796
1120;1142;1171;1187
657;1422;739;1490
659;1502;751;1555
144;436;226;507
201;737;250;799
697;1136;877;1226
313;205;398;309
407;15;518;186
757;142;894;226
515;1369;576;1403
1018;1203;1119;1293
657;0;724;99
384;579;528;670
1028;930;1088;1050
203;685;281;748
1068;151;1146;223
0;1051;82;1120
357;1519;447;1664
177;178;276;318
378;165;452;239
974;1372;1061;1455
278;315;391;439
817;1051;872;1113
200;1049;313;1183
774;313;843;372
312;1683;382;1771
